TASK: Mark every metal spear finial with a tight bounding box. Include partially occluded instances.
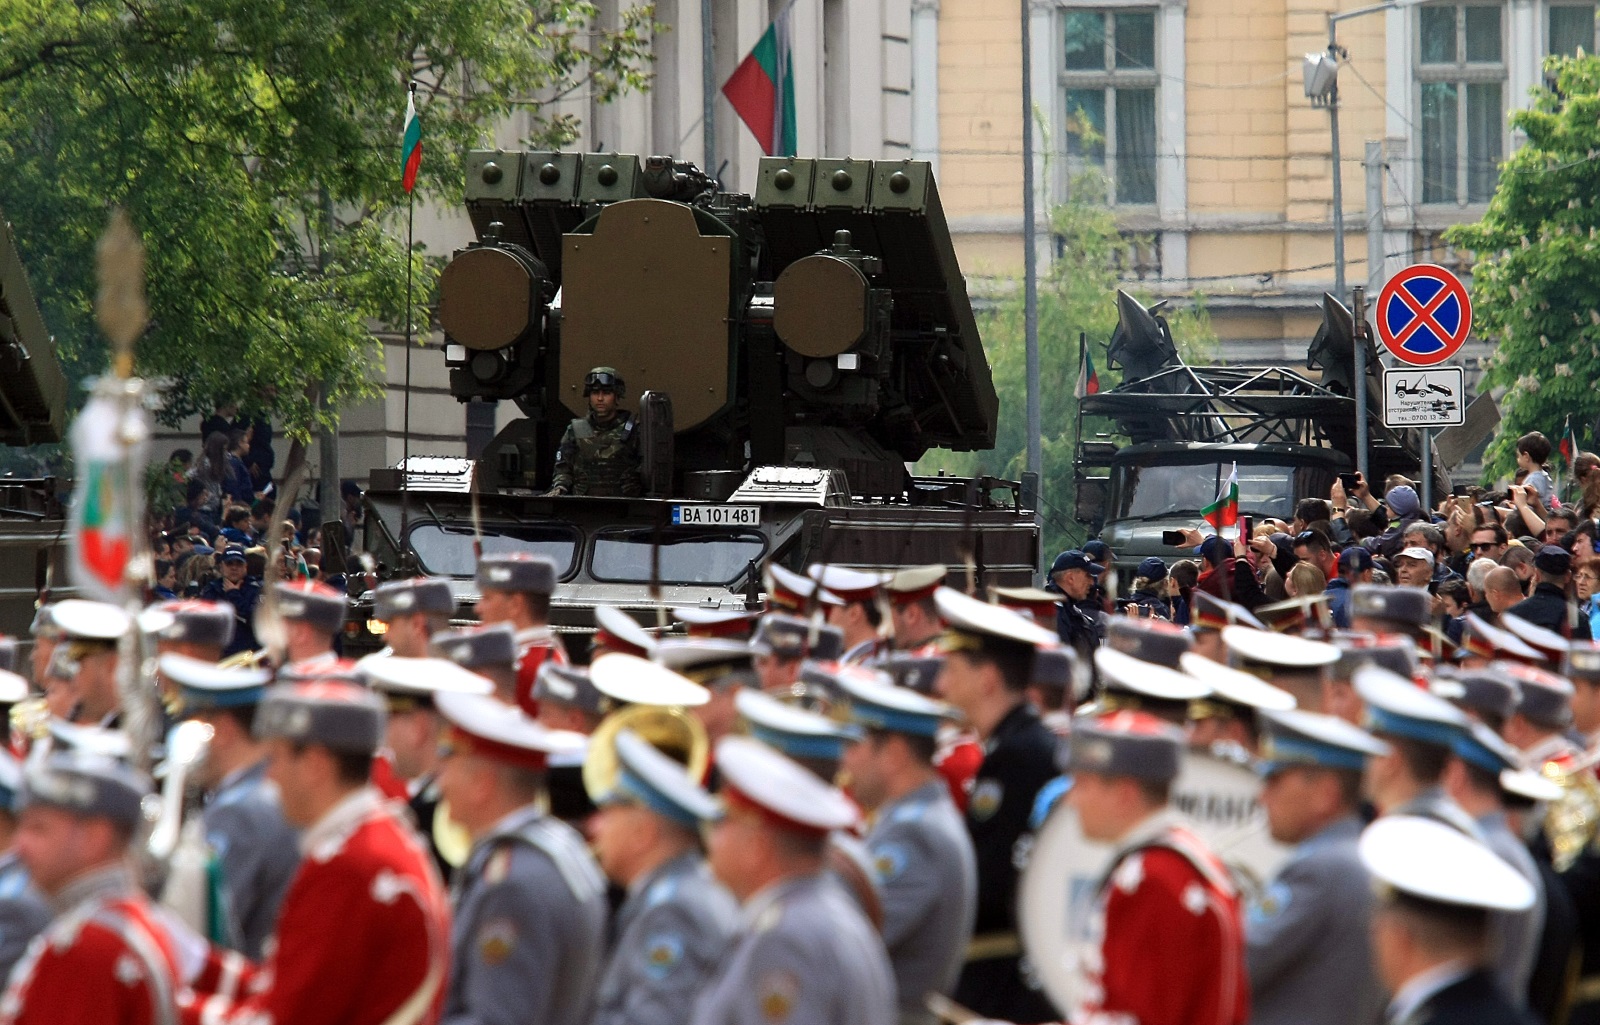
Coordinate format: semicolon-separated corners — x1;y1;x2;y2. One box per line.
95;208;147;379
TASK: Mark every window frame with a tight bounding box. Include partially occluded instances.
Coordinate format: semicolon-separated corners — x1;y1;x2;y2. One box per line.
1547;1;1599;57
1415;2;1508;207
1056;6;1162;208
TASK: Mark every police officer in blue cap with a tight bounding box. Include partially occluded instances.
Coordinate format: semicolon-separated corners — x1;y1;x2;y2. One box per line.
1048;550;1102;654
837;670;976;1025
160;653;301;959
589;730;739;1025
1249;708;1390;1025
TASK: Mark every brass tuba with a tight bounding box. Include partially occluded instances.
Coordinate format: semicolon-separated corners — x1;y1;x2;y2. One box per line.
9;697;51;743
582;704;710;802
1543;749;1600;872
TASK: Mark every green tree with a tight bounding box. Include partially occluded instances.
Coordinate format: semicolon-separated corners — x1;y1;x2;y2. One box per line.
1448;52;1600;477
0;0;653;438
917;175;1214;557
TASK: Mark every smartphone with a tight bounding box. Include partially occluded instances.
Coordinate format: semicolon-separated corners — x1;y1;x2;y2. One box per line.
1338;472;1360;491
1452;485;1470;497
1239;515;1253;539
1161;529;1188;546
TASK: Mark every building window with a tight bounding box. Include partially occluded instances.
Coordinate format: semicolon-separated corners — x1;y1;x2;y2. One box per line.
1059;8;1159;206
1417;4;1505;205
1550;3;1598;55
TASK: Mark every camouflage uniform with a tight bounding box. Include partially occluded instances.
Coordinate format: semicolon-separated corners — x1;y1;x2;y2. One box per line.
552;411;644;497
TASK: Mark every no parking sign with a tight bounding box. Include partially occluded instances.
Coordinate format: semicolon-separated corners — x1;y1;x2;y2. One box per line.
1375;264;1472;366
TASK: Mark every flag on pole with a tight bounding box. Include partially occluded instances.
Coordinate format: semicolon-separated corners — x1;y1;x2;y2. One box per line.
69;383;149;602
1560;415;1577;471
722;10;797;156
1074;344;1101;399
400;87;422;193
1201;463;1239;530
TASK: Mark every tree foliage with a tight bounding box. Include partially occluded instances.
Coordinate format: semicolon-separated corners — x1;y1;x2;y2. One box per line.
1448;52;1600;477
917;176;1215;557
0;0;653;438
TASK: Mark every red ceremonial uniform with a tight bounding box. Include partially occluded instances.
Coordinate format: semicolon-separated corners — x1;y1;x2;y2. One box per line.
513;627;569;717
0;866;183;1025
934;729;983;813
184;787;451;1025
1080;818;1248;1025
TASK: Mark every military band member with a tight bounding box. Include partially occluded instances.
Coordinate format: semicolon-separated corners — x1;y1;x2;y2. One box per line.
932;587;1060;1023
1026;647;1077;738
1349;583;1436;650
691;736;895;1025
549;366;644;498
837;669;977;1025
1220;625;1339;712
1500;661;1579;764
808;565;890;664
1249;708;1390;1025
371;577;456;659
1091;647;1208;727
431;623;521;704
751;613;840;696
48;600;133;728
990;586;1066;634
0;752;49;985
655;639;760;744
533;662;606;825
1103;614;1192;669
872;653;945;697
764;563;845;618
188;676;452;1025
434;688;607;1025
144;600;236;663
274;579;347;673
1568;641;1600;748
674;607;762;642
362;656;496;881
1189;592;1267;663
475;553;567;716
26;606;61;689
1;751;180;1025
1430;666;1521;734
1361;815;1538;1025
1325;632;1420;726
159;654;300;960
1064;711;1249;1025
1354;665;1476;832
885;565;947;655
1458;613;1544;668
1181;651;1296;756
592;605;657;660
589;730;739;1025
1501;614;1571;666
1444;720;1546;1006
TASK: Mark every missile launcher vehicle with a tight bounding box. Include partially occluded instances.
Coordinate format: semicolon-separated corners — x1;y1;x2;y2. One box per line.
354;153;1039;653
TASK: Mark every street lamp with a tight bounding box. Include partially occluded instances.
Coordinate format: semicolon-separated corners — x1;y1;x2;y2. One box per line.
1303;0;1432;479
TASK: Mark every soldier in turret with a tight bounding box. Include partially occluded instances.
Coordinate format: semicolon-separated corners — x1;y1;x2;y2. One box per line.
548;367;643;497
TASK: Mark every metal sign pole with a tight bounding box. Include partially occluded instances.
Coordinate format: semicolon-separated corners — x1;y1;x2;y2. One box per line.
1352;285;1368;481
1421;429;1433;516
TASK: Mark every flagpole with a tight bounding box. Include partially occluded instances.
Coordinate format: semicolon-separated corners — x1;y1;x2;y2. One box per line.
400;81;417;545
1021;0;1041;488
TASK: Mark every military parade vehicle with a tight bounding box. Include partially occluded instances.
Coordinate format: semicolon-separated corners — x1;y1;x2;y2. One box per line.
1074;290;1440;582
0;205;76;639
353;152;1040;652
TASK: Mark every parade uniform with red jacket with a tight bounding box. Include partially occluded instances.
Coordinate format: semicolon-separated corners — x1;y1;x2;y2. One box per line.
1079;811;1249;1025
185;786;451;1025
513;626;568;717
0;865;184;1025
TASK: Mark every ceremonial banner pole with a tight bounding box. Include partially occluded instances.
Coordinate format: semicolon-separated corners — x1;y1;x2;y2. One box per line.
75;210;156;772
400;81;422;543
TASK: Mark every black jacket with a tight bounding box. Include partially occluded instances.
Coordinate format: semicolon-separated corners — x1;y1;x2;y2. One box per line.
1407;968;1535;1025
1507;582;1593;639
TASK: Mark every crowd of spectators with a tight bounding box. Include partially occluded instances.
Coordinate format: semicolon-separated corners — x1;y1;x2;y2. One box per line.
145;404;357;655
1052;429;1600;651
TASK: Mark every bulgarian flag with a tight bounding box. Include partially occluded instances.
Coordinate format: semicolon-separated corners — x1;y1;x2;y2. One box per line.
1201;463;1239;530
1074;343;1100;399
400;86;422;193
722;9;797;156
1560;415;1577;471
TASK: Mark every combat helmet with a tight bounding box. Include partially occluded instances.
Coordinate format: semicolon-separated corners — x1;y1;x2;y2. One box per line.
584;367;625;398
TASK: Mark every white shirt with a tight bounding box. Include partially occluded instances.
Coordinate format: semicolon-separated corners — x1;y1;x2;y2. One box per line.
1384;959;1472;1025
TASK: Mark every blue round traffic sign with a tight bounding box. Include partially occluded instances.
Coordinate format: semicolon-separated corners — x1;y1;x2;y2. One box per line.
1375;264;1472;367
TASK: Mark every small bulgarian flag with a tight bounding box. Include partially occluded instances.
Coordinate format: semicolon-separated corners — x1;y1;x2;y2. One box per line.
1201;463;1240;530
1560;415;1577;471
1075;343;1100;399
722;9;797;156
400;86;422;193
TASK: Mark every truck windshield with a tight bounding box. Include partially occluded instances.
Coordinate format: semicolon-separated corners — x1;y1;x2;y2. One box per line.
408;522;581;578
1113;463;1300;520
590;528;767;586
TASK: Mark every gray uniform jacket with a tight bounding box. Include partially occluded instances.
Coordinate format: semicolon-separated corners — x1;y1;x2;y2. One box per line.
0;852;49;984
444;804;608;1025
594;852;740;1025
1480;810;1545;1008
866;780;977;1025
1246;816;1385;1025
203;758;301;959
691;871;896;1025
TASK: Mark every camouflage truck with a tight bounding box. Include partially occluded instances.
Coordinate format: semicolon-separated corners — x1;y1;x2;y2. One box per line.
0;205;77;642
351;153;1039;655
